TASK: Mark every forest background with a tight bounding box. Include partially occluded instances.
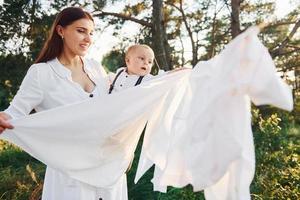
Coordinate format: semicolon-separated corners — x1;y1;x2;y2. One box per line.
0;0;299;199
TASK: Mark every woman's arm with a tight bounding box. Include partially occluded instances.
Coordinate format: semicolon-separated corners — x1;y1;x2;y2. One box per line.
3;64;44;120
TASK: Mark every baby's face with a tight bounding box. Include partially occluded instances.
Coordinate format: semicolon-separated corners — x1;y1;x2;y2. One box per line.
126;47;154;76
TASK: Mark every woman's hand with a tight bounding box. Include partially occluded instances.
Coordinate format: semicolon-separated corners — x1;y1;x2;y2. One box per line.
0;112;13;134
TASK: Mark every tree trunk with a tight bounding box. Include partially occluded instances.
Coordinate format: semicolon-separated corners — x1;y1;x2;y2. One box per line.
231;0;241;38
152;0;172;70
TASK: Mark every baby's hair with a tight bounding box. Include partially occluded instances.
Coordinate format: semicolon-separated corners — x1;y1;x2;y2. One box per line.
125;44;154;58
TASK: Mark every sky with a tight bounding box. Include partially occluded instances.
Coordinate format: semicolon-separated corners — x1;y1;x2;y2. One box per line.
274;0;296;18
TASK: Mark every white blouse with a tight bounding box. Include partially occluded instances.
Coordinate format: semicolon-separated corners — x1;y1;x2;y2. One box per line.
5;58;108;118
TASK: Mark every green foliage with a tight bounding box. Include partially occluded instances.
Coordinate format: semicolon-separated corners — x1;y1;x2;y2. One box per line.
0;54;32;110
0;0;31;49
0;140;45;200
0;84;11;111
0;0;43;55
250;107;300;199
124;2;148;16
101;49;125;72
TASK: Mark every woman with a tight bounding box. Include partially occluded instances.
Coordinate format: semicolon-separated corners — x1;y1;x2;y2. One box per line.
0;7;127;200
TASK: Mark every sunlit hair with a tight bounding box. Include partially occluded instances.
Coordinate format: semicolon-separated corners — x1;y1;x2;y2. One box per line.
125;44;154;59
35;7;94;63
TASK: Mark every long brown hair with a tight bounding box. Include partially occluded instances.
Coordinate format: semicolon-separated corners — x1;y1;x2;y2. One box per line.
35;7;94;63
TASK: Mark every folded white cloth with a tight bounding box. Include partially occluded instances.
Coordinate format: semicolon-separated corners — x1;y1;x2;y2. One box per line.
1;26;293;200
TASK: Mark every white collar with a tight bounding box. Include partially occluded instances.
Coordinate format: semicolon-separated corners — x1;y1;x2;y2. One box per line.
47;57;92;79
118;67;142;78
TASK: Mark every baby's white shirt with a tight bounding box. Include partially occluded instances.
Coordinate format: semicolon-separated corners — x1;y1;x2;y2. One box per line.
108;67;165;93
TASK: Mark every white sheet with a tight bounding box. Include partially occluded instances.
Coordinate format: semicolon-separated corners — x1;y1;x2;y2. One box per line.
1;26;293;200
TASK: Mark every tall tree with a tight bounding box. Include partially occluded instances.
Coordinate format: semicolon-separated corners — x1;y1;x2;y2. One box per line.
93;0;173;70
231;0;241;38
152;0;172;70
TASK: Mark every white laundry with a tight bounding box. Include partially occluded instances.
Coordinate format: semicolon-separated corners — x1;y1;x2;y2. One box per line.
0;27;293;200
134;26;293;199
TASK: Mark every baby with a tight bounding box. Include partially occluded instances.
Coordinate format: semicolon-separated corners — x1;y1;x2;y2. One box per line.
106;44;187;198
108;44;163;94
107;44;164;174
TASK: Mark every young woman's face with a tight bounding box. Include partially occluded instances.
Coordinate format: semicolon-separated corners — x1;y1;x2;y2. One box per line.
57;18;94;57
126;47;154;76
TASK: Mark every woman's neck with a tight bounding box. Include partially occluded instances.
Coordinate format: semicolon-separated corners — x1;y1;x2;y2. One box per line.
58;52;82;70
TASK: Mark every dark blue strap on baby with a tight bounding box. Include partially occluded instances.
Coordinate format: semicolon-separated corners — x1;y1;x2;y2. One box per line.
109;68;145;94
